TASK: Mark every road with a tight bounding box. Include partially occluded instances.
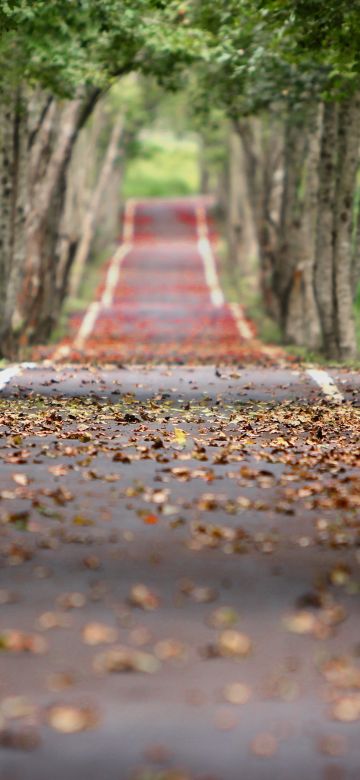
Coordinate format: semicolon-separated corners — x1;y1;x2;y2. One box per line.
50;197;280;365
0;198;359;780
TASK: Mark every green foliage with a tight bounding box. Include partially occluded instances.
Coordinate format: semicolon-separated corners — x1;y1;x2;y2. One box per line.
122;133;199;198
183;0;360;123
0;0;203;96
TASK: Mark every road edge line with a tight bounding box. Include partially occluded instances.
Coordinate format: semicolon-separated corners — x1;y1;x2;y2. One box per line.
54;200;136;357
229;302;253;341
196;205;225;308
306;368;344;403
0;364;21;391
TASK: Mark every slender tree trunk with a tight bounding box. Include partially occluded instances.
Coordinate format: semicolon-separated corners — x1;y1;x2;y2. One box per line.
228;125;259;283
275;115;307;336
22;88;101;345
299;105;322;348
234;116;282;316
0;90;16;331
314;102;339;358
352;181;360;292
0;86;28;354
332;92;360;360
69;113;124;297
278;106;322;348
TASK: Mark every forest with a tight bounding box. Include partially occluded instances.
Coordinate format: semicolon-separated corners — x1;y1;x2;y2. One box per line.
0;0;360;362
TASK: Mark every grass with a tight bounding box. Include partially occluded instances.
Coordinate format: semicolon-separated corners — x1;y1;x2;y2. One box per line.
123;132;200;199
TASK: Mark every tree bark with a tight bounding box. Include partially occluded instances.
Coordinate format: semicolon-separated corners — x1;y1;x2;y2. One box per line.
332;92;360;360
69;113;124;297
0;86;28;355
234;115;283;317
314;102;339;358
275;115;307;336
227;126;258;276
277;106;322;348
0;85;102;357
22;88;101;346
352;183;360;292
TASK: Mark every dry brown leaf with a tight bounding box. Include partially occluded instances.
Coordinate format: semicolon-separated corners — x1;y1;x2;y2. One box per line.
223;682;252;705
129;584;160;611
331;694;360;722
94;645;160;674
82;622;117;646
218;630;253;658
46;704;99;733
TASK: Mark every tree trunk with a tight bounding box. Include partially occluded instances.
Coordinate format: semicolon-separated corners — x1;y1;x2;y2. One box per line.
275;115;307;336
332;92;360;360
278;106;322;348
0;88;16;339
0;85;101;358
0;86;28;355
235;115;283;318
314;102;339;358
352;182;360;292
22;88;101;346
69;113;124;297
227;128;258;277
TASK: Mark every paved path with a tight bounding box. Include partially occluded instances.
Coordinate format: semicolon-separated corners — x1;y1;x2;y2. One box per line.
0;198;359;779
52;197;280;365
0;365;359;780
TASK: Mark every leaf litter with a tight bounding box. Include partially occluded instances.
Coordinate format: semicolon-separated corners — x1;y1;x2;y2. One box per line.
0;390;359;767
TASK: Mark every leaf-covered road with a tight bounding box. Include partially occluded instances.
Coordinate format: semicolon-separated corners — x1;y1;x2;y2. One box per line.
51;198;280;365
1;199;360;778
0;365;359;779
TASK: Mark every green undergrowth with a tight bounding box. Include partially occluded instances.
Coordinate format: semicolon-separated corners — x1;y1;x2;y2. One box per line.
123;132;200;199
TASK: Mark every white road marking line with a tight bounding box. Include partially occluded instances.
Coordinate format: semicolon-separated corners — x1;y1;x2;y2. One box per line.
195;204;253;340
54;200;136;357
229;302;253;341
306;368;344;403
0;365;21;391
0;362;38;391
196;205;225;308
74;301;101;350
101;243;132;309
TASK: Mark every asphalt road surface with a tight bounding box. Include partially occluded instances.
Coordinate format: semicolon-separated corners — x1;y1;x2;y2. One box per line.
0;199;359;780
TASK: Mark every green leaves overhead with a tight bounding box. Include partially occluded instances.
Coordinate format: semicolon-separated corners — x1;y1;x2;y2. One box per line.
0;0;203;95
186;0;360;118
1;0;359;111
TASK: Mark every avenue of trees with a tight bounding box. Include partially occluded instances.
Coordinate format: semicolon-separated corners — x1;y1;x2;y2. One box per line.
1;1;360;361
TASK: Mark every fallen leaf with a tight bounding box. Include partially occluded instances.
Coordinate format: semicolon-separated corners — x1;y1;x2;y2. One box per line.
82;622;117;646
218;630;253;658
129;584;160;611
331;694;360;722
46;704;99;733
94;646;160;674
223;682;252;705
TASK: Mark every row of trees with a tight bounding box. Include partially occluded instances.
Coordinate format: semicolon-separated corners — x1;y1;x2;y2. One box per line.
0;1;359;360
0;1;198;357
193;1;360;360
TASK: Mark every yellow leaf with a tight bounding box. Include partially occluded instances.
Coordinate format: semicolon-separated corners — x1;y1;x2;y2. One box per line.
173;427;187;446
